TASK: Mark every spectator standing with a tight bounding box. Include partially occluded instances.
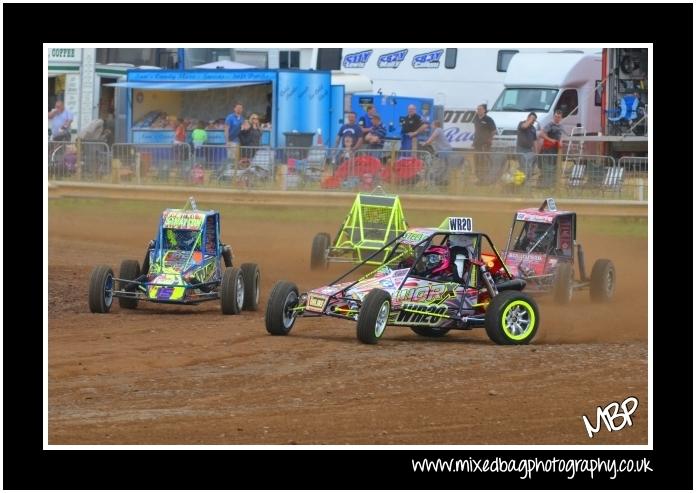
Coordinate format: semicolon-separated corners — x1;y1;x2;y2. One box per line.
364;114;386;149
174;117;189;171
192;120;208;160
400;104;428;153
333;111;363;165
422;120;455;181
516;112;538;184
538;110;564;187
364;114;387;161
423;120;452;156
225;102;245;144
472;104;497;184
48;100;74;141
359;104;377;135
239;113;262;159
224;102;244;161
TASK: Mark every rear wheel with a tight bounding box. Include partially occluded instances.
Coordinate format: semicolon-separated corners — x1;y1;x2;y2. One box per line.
310;233;330;270
485;291;539;345
118;259;140;309
590;259;615;302
240;263;260;311
357;289;391;344
220;267;244;314
222;244;233;268
552;262;573;305
88;265;114;314
265;281;299;335
410;327;451;338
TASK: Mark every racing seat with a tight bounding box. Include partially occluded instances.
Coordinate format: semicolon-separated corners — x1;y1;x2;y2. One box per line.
449;246;471;283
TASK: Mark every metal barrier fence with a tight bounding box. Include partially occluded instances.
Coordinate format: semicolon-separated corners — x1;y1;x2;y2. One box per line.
47;141;648;202
48;140;110;181
618;156;648;173
111;143;193;185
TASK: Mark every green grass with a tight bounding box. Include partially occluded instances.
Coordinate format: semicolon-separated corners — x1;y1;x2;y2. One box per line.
578;216;648;238
49;197;648;238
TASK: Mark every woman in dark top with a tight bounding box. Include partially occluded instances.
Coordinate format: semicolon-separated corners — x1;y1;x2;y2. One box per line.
239;113;262;159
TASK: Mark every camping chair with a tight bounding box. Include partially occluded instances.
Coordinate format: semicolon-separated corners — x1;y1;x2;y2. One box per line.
301;146;328;182
216;147;274;185
566;163;586;188
601;166;624;194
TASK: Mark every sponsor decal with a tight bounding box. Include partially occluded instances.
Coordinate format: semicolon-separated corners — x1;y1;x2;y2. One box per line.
401;230;429;245
163;211;206;230
343;50;373;68
394;282;458;304
444;109;476;124
396;303;448;325
306;293;328;312
442;110;476;148
379;278;395;290
518;213;555;223
412;49;443;69
377;49;408;68
507;252;544;262
447;217;473;232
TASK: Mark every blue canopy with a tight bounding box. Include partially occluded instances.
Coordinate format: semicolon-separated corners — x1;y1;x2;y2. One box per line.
104;81;265;91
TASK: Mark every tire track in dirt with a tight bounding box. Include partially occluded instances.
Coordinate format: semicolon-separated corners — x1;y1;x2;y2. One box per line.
48;197;648;444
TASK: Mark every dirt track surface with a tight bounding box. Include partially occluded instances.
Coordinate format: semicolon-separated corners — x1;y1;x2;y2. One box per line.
48;197;648;444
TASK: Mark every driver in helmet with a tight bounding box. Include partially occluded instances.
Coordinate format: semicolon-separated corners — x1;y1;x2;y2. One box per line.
166;229;201;250
517;222;554;252
414;246;454;281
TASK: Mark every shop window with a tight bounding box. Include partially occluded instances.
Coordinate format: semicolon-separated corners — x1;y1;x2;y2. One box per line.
594;80;602;106
445;48;457;69
555;89;578;117
317;48;342;70
497;50;519;72
280;51;300;69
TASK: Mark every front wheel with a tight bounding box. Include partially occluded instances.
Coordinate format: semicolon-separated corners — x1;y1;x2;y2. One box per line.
240;263;260;311
356;289;391;344
88;265;114;314
220;267;244;314
265;281;299;335
590;259;615;302
485;291;539;345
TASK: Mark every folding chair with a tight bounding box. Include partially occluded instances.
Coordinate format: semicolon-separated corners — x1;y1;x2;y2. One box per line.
602;166;624;194
566;163;586;188
302;147;328;182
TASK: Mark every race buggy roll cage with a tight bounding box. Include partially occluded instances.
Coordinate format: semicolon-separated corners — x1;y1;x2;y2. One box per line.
297;228;523;325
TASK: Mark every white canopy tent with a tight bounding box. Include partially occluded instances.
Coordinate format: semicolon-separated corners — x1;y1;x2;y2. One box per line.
193;60;257;69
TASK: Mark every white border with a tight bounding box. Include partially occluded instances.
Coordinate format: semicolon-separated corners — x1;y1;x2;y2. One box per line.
43;42;652;452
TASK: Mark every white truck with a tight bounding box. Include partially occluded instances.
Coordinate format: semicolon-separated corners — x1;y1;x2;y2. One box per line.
487;51;602;144
336;47;598;149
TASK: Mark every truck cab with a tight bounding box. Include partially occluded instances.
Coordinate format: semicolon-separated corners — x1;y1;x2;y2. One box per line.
488;52;602;143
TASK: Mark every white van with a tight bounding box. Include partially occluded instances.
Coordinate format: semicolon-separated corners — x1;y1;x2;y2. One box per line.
487;52;602;143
